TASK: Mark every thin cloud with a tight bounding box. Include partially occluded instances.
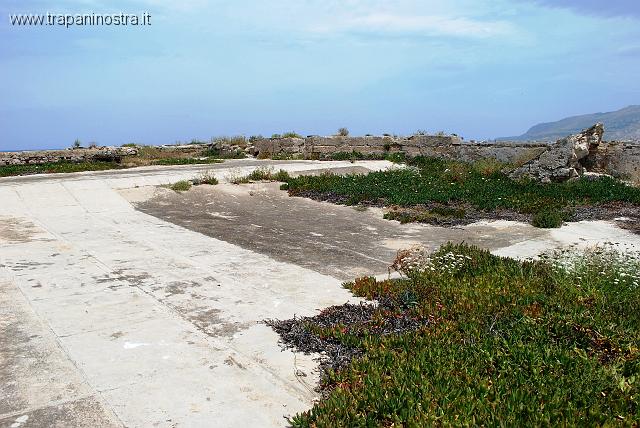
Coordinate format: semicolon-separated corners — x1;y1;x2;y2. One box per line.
312;13;513;38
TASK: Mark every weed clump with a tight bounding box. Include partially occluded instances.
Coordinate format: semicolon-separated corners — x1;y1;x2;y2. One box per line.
169;180;192;192
229;167;290;184
532;208;567;228
191;171;218;186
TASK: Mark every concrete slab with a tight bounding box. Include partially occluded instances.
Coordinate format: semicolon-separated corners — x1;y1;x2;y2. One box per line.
0;396;120;428
0;276;119;426
0;161;380;427
129;182;550;280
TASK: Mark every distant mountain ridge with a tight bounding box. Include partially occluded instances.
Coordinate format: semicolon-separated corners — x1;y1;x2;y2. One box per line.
499;105;640;142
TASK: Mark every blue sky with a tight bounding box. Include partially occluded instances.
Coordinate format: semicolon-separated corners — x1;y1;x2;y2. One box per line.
1;0;639;150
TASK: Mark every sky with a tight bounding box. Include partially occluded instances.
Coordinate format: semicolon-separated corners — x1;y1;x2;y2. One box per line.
1;0;639;150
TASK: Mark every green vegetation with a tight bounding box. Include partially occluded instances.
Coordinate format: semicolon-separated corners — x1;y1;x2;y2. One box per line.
327;151;407;163
282;156;640;228
201;148;246;160
278;244;640;426
192;171;219;186
169;180;192;192
121;145;227;167
153;157;223;165
229;167;290;184
211;135;248;147
272;132;303;139
283;131;303;138
0;161;121;177
270;153;305;161
532;208;574;228
384;205;466;224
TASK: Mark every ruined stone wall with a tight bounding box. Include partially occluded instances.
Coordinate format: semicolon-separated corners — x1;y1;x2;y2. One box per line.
0;147;139;166
3;137;638;183
254;135;550;165
254;135;640;182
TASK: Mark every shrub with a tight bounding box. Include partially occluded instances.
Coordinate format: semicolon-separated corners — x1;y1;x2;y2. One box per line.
169;180;192;192
192;171;218;186
281;131;303;139
229;167;290;184
532;208;568;228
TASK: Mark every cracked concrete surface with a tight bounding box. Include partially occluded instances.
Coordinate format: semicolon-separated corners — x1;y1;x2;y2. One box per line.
1;159;639;427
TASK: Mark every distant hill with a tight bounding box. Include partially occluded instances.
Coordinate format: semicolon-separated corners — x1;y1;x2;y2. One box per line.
499;105;640;142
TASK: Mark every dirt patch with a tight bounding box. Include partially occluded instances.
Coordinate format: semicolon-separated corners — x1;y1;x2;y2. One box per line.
0;216;49;244
187;307;253;338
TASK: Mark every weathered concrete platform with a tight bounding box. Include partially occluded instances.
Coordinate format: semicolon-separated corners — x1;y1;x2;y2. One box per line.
1;159;638;427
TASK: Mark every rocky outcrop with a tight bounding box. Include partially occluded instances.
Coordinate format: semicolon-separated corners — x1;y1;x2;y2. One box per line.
508;123;604;183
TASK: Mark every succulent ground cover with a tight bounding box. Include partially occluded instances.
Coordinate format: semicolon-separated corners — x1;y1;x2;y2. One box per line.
267;244;640;426
280;156;640;228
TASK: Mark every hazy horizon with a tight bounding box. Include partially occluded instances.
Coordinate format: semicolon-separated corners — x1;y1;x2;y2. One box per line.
2;0;639;151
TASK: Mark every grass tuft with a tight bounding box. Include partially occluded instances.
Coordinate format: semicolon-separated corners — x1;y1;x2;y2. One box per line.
191;171;219;186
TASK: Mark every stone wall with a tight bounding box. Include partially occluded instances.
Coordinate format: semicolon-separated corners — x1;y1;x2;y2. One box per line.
0;147;139;166
2;137;638;183
254;134;640;182
254;135;550;165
